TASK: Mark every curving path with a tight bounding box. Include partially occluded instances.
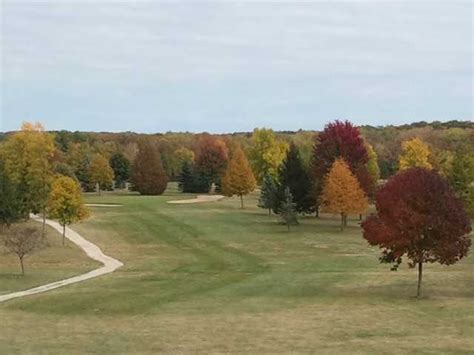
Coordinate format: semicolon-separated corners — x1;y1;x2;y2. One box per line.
167;195;224;204
0;215;123;303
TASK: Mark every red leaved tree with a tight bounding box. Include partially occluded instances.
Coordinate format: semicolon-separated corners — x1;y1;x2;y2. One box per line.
311;120;375;215
361;168;472;297
194;134;229;192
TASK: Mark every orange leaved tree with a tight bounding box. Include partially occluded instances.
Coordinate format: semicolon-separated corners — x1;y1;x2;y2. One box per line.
222;146;256;208
321;158;369;230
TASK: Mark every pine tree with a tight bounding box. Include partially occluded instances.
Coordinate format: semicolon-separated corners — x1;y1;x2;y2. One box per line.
178;161;195;193
221;146;256;208
258;173;277;215
321;158;369;230
399;137;432;170
276;143;314;214
279;187;298;231
131;141;169;195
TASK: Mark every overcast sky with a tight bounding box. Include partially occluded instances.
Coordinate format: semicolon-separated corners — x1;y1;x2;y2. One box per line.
1;1;472;133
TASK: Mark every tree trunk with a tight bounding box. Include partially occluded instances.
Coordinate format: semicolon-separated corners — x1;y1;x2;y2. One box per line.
344;215;348;227
41;207;46;237
315;207;319;218
62;224;66;246
240;194;244;209
417;262;423;298
268;208;271;216
359;214;362;221
19;256;24;275
287;222;290;232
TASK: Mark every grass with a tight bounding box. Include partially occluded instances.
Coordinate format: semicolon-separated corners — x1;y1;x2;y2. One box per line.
0;183;473;354
0;220;99;295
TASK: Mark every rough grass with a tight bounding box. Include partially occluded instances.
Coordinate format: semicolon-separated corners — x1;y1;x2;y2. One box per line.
0;183;473;354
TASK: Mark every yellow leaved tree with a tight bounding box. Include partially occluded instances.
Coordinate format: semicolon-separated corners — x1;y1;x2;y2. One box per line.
399;137;432;170
249;128;288;183
89;153;114;194
321;158;369;230
47;176;89;245
365;141;380;183
0;122;56;234
222;146;257;208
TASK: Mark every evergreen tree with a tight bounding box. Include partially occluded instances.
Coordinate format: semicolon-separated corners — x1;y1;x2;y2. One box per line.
276;143;314;214
258;173;277;215
110;153;131;189
279;187;298;231
178;161;195;193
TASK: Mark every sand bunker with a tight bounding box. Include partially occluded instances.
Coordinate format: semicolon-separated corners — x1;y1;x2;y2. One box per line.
167;195;224;204
85;204;123;207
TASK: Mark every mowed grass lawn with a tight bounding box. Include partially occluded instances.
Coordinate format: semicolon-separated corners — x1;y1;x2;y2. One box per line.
1;183;473;354
0;221;99;295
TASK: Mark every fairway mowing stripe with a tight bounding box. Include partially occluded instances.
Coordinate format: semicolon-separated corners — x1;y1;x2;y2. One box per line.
0;215;124;304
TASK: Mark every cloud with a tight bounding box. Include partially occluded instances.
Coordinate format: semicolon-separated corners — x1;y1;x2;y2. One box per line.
1;1;472;132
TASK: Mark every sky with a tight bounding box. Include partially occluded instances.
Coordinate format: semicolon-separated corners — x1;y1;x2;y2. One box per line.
1;1;472;133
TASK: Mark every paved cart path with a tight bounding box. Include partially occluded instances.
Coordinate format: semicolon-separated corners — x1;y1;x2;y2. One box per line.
0;215;123;303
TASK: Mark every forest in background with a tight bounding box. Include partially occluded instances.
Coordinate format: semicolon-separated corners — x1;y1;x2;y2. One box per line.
1;120;471;182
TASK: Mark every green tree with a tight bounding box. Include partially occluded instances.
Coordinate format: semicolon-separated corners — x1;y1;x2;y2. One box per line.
109;153;131;189
0;160;24;229
276;143;314;214
258;173;278;215
47;176;89;245
279;187;298;231
449;150;474;195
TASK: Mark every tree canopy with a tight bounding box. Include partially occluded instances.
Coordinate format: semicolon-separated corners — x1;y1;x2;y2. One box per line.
131;141;168;195
276;143;314;214
222;146;256;208
362;168;472;297
398;137;432;170
249;128;288;183
321;158;369;230
311;121;374;212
